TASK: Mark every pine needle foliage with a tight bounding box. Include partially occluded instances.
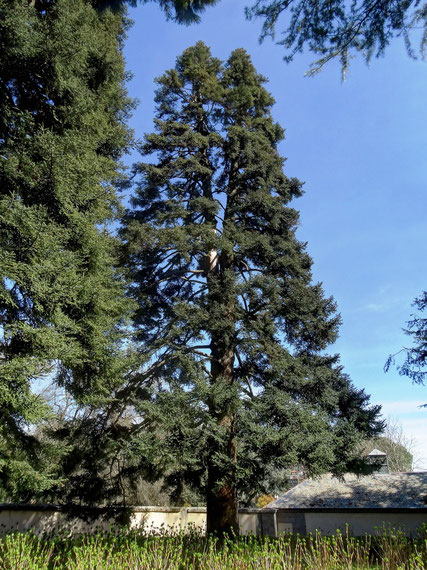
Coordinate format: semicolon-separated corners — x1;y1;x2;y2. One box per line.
385;291;427;405
246;0;427;77
0;0;134;500
95;0;220;24
122;42;383;534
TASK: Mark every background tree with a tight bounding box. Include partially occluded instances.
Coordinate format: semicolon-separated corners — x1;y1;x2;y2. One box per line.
122;41;383;534
246;0;427;76
385;292;427;403
361;416;414;472
0;0;134;500
32;363;205;510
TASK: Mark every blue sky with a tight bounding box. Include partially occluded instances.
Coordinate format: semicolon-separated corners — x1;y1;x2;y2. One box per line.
123;0;427;467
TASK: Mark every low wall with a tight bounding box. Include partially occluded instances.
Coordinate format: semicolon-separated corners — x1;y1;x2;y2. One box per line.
276;508;427;538
0;505;273;537
1;505;425;537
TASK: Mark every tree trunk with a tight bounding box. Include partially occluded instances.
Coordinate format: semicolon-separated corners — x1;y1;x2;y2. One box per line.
206;458;238;535
206;239;238;534
198;103;238;533
206;340;238;535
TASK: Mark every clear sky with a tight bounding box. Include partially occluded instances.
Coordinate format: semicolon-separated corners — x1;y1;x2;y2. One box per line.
123;0;427;467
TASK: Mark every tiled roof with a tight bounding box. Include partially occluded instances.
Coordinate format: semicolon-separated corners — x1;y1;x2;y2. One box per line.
265;473;427;509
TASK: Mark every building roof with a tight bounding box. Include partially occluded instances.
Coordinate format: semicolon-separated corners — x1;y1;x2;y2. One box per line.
368;448;387;456
265;473;427;509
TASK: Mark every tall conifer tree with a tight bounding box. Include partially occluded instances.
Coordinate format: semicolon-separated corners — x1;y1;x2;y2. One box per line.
0;0;133;499
123;42;382;534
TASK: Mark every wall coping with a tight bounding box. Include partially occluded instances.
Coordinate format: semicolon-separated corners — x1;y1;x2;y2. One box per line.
0;504;273;515
272;507;427;513
2;504;425;515
0;504;207;514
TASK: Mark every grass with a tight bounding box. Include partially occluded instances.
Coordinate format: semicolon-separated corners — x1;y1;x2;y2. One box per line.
0;526;426;569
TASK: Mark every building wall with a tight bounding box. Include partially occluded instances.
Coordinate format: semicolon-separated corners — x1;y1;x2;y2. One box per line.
277;511;306;535
1;506;425;537
305;512;427;538
0;506;272;537
0;509;94;536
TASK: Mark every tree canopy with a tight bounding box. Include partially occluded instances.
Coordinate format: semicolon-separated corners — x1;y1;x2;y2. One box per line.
246;0;427;76
0;0;133;500
115;0;427;74
121;41;383;534
96;0;220;23
385;292;427;403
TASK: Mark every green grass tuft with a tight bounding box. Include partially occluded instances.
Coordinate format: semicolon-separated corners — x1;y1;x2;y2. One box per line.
0;525;425;569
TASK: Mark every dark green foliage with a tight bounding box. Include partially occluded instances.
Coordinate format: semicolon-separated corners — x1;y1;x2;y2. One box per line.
0;0;133;499
246;0;427;75
122;42;383;533
96;0;220;24
385;291;427;403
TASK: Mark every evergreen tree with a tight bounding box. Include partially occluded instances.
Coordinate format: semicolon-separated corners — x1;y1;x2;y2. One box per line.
246;0;427;76
0;0;133;499
385;291;427;404
123;42;383;534
97;0;219;24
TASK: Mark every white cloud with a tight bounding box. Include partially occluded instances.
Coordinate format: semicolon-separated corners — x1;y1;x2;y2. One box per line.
365;303;388;312
380;400;426;415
